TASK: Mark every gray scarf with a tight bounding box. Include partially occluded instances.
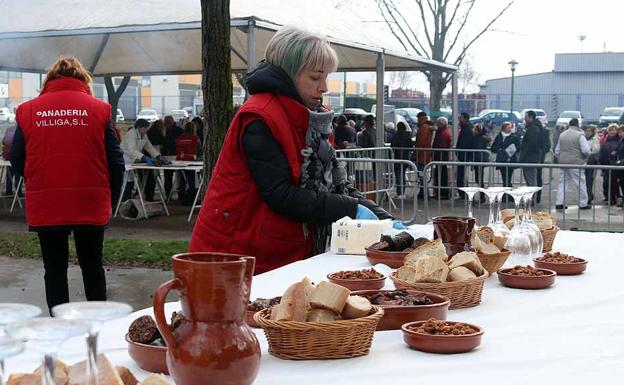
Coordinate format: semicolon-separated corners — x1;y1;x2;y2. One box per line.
300;110;349;254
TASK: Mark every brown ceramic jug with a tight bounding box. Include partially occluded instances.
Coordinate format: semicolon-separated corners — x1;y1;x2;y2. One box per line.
153;253;260;385
432;216;476;257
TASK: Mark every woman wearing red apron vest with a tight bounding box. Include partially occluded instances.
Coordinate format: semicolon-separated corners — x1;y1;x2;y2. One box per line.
10;57;125;314
190;26;393;274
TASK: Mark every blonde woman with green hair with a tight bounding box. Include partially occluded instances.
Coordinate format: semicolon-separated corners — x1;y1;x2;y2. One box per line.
190;26;392;274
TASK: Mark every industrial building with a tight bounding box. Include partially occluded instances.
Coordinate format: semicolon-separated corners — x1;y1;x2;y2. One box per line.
480;52;624;122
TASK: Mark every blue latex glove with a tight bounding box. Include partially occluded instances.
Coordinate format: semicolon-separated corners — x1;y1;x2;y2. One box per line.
392;220;407;230
356;204;378;220
142;156;153;165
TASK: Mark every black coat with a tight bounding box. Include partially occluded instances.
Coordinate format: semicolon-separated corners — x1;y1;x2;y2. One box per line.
334;123;356;148
471;128;490;162
164;124;183;155
390;130;413;160
600;135;621;165
520;121;545;164
240;60;392;224
456;121;474;161
491;132;521;167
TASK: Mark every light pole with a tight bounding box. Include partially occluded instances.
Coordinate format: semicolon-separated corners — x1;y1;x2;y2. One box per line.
508;60;518;114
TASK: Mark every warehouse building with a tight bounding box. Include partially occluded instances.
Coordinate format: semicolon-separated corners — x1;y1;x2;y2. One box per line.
480;52;624;122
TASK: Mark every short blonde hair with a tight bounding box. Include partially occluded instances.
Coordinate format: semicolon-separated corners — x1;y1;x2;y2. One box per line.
265;26;338;80
42;56;93;95
607;123;619;133
501;121;512;130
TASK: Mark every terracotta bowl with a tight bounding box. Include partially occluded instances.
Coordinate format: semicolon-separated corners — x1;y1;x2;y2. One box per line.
401;321;484;354
327;272;386;291
125;334;168;374
351;290;449;330
497;268;556;289
365;247;409;269
533;257;588;275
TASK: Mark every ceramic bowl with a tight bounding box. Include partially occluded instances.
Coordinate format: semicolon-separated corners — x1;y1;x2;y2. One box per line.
365;247;409;268
327;272;386;291
351;290;449;330
497;268;556;289
125;333;168;374
401;320;484;354
533;257;587;275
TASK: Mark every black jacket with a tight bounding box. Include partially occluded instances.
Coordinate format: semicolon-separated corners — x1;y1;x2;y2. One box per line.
456;121;474;161
491;132;521;165
390;129;413;160
241;60;392;224
471;127;490;162
163;124;183;155
357;126;377;148
520;121;545;164
600;135;620;165
334;123;356;148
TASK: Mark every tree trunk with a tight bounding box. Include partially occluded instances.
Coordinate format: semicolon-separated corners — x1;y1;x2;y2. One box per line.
104;76;131;125
200;0;232;188
429;69;444;112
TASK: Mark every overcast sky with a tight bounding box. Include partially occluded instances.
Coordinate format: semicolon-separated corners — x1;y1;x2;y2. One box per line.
336;0;624;92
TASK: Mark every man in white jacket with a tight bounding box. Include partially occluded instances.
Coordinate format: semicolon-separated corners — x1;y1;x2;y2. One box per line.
554;118;591;210
120;118;161;200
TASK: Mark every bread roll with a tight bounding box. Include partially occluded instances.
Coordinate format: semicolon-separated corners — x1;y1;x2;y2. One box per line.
447;252;485;276
404;238;448;266
271;277;314;321
533;212;554;230
396;265;417;283
476;226;495;244
116;367;138;385
341;296;372;319
478;241;501;255
139;374;170;385
310;281;350;314
68;355;124;385
413;254;449;283
448;266;478;282
7;374;38;385
493;235;508;250
306;308;337;322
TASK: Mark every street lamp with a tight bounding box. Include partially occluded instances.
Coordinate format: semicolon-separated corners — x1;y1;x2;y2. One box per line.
508;60;518;114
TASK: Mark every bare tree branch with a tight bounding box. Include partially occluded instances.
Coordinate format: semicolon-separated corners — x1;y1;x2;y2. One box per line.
414;0;434;50
443;0;477;62
443;0;463;34
386;0;431;58
377;0;425;56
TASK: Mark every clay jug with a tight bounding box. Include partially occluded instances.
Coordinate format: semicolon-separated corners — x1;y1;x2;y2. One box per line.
432;216;476;257
153;253;260;385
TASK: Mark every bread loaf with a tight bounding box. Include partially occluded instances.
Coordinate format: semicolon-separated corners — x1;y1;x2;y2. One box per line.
533;212;554;230
341;296;372;319
271;277;314;321
448;266;478;282
493;235;508;250
501;208;523;223
476;226;495;244
138;374;170;385
447;252;485;276
116;367;138;385
413;254;449;283
33;360;69;385
396;265;418;283
478;241;501;255
68;355;124;385
404;238;448;267
7;374;38;385
306;308;337;322
309;281;350;314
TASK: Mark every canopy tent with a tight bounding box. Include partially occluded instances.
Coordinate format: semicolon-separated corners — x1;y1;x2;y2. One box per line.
0;0;459;143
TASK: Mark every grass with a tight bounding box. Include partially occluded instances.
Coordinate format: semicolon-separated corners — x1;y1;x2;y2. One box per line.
0;232;188;269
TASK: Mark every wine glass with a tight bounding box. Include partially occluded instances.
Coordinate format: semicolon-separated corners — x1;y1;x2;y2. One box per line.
504;189;532;266
482;187;511;229
0;336;24;385
52;302;132;385
458;187;484;219
516;187;544;258
0;303;41;385
491;188;512;236
6;318;91;385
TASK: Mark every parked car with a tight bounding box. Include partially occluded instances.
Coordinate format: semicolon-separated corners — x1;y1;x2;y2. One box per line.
470;109;522;134
556;111;583;129
395;107;421;129
520;108;547;127
0;107;15;123
115;109;125;123
136;109;159;123
598;107;624;127
170;109;189;122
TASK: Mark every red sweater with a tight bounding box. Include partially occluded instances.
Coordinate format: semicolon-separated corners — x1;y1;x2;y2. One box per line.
175;134;198;160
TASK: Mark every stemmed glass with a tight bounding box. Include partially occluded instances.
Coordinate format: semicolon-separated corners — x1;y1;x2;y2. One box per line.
52;302;132;385
458;187;484;219
0;336;23;385
481;187;511;229
504;189;532;266
0;303;41;385
516;186;544;258
491;188;512;236
6;318;91;385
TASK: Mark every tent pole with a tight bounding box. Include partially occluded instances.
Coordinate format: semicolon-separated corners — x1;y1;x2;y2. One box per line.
246;19;256;72
375;51;385;203
451;72;458;147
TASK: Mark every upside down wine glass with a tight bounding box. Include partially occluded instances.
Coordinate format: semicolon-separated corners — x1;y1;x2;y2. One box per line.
517;186;544;258
52;302;133;385
482;187;511;229
491;188;512;236
504;189;532;266
6;318;91;385
458;187;484;219
0;303;41;385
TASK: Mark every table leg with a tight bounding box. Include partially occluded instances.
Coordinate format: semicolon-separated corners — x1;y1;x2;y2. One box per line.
187;171;203;222
10;177;23;212
134;170;149;219
153;170;170;216
113;169;130;217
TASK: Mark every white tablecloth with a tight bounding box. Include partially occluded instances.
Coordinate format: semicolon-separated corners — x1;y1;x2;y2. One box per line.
7;226;624;384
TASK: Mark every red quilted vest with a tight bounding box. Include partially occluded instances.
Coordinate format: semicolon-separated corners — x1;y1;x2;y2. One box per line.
175;134;198;160
16;77;112;228
189;93;314;274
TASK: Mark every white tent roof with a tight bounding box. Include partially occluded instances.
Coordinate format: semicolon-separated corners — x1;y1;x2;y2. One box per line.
0;0;456;75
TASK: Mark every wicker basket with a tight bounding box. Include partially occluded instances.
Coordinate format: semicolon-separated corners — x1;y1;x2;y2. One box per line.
541;226;559;252
478;249;512;274
254;306;384;360
390;272;487;309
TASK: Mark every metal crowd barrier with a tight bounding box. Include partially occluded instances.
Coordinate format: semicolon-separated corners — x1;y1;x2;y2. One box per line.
422;161;624;231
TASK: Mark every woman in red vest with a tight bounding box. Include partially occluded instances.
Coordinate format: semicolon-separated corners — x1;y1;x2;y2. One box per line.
190;26;393;274
176;121;200;203
10;57;125;314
